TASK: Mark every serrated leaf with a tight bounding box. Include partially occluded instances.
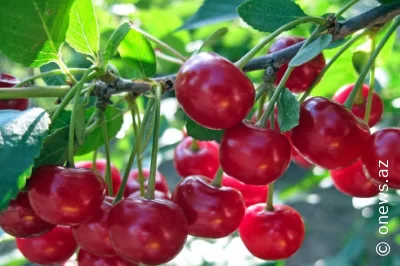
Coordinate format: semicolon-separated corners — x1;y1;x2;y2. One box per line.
195;27;228;54
118;27;156;77
0;0;75;67
289;34;332;67
277;88;300;132
186;118;223;141
178;0;244;30
0;108;50;210
66;0;99;57
102;22;131;67
237;0;308;32
352;51;369;75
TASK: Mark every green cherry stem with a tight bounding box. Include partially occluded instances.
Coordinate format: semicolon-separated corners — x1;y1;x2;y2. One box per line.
335;0;359;18
364;36;376;123
130;99;145;197
0;86;70;99
266;183;275;211
155;50;184;65
190;139;200;151
211;167;224;188
56;59;78;84
92;149;98;170
100;110;114;196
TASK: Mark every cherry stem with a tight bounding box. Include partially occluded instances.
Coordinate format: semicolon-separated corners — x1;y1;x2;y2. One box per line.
56;59;78;84
344;16;400;110
246;84;268;120
266;183;275;211
130;100;145;197
364;36;376;124
335;0;359;18
257;86;268;121
145;84;163;200
190;139;200;151
155;50;184;65
353;85;365;105
100;110;114;196
211;167;224;188
0;86;70;99
92;149;98;170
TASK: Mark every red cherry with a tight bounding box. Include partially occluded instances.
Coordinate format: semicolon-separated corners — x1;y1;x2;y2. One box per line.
107;198;188;265
28;166;106;226
174;137;220;179
0;192;55;238
175;52;255;129
330;160;379;197
291;97;370;169
268;37;325;93
0;73;29;111
128;190;170;200
239;204;305;260
221;174;267;207
76;160;122;196
361;128;400;189
124;168;169;197
291;147;314;169
16;226;77;265
172;176;245;238
220;121;291;185
72;197;116;257
332;84;384;127
77;249;137;266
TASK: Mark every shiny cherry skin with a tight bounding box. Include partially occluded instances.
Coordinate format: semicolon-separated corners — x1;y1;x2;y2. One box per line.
124;168;169;197
172;176;245;238
333;84;384;127
28;165;106;226
0;73;29;110
174;137;220;179
221;174;267;207
220;121;292;185
239;204;305;260
16;226;77;265
72;197;116;257
268;37;325;93
128;190;170;200
175;52;255;130
0;192;55;238
291;97;370;169
77;249;137;266
291;146;314;169
330;160;379;197
107;198;188;265
76;160;122;196
361;128;400;189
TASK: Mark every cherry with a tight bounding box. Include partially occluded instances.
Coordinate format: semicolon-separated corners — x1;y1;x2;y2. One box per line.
0;192;55;238
268;37;325;93
76;160;122;195
72;197;116;257
174;136;220;179
16;226;77;265
124;168;169;197
175;52;255;129
172;176;245;238
361;128;400;189
221;174;268;207
332;84;384;127
220;121;291;185
128;190;170;200
28;165;105;226
291;146;314;169
291;97;370;169
77;249;137;266
330;160;379;197
0;73;29;111
239;204;305;260
107;198;188;265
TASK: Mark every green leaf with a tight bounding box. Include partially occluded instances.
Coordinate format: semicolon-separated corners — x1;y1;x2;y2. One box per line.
66;0;99;57
352;51;369;75
289;34;332;67
186;118;223;141
0;0;75;67
102;22;131;66
310;15;348;49
237;0;308;32
179;0;244;30
40;63;66;86
0;108;50;210
118;28;156;77
195;27;228;54
378;0;400;4
277;88;300;132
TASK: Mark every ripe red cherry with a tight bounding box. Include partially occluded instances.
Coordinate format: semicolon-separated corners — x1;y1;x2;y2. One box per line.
76;160;122;195
172;176;245;238
0;192;55;238
220;121;291;185
0;73;29;111
72;197;116;257
175;52;255;129
107;198;188;265
128;190;170;200
221;174;268;207
239;204;305;260
332;84;384;127
330;160;379;197
291;97;370;169
28;166;105;225
361;128;400;189
291;147;314;169
268;37;325;93
174;137;220;179
124;168;169;197
77;249;137;266
16;226;77;265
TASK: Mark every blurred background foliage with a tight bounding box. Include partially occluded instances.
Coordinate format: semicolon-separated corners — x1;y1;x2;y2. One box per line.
0;0;400;265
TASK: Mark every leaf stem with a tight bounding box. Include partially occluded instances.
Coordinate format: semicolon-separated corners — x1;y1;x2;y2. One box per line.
57;59;78;84
364;36;376;124
211;167;224;187
335;0;359;18
100;110;114;196
15;68;88;88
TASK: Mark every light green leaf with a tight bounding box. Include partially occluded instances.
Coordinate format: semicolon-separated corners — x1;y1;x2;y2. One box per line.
102;22;131;66
277;88;300;132
186;117;223;141
289;34;332;67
